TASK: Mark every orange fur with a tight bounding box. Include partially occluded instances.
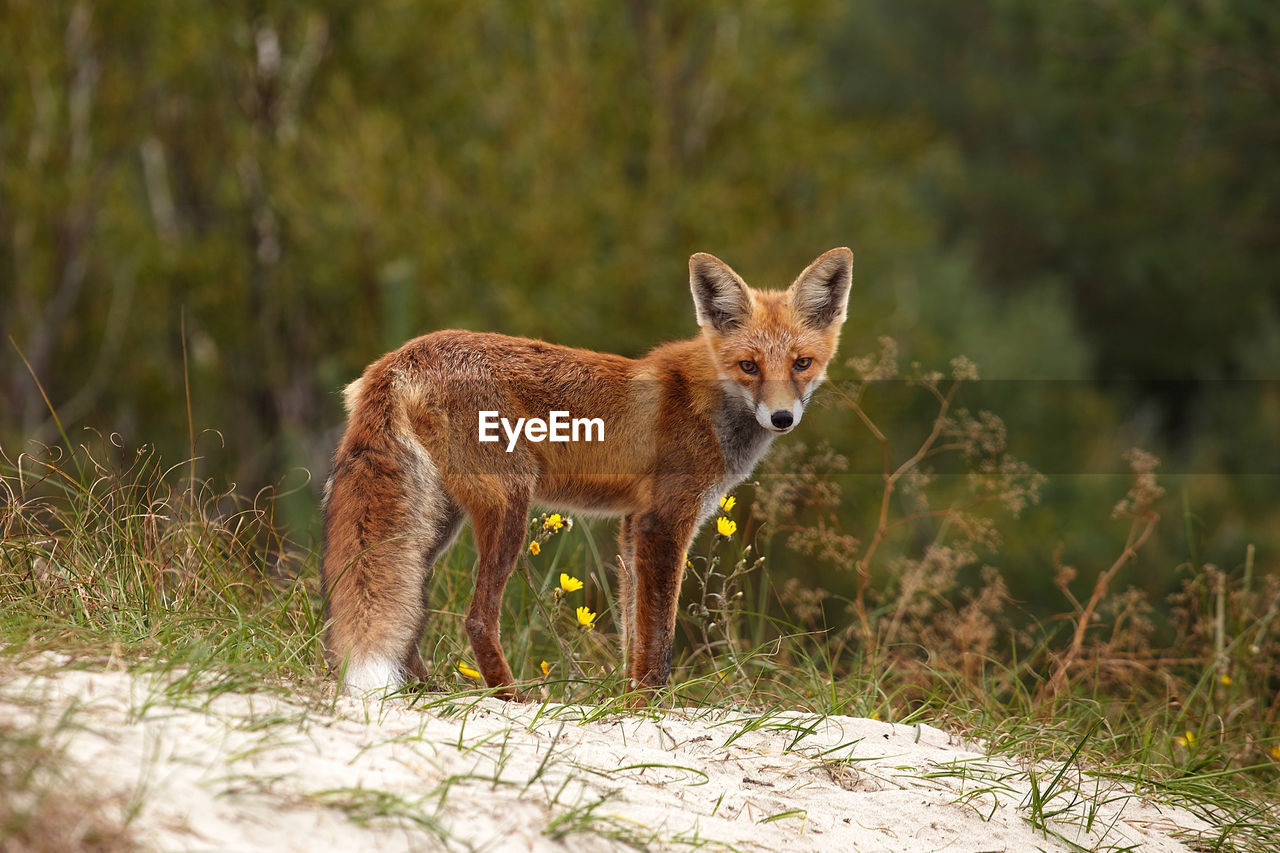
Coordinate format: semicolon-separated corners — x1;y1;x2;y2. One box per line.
321;248;853;698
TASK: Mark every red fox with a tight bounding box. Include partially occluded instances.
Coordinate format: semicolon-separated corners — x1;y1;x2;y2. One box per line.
322;248;853;698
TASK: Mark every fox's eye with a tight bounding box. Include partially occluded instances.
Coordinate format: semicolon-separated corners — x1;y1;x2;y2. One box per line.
739;360;759;375
793;357;813;371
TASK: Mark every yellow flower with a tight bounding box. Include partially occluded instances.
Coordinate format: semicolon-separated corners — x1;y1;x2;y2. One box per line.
528;540;541;556
576;606;597;630
1174;731;1196;748
457;662;481;679
543;513;564;532
1270;745;1280;761
719;494;736;512
540;660;550;676
716;516;737;537
1220;673;1231;687
559;572;584;593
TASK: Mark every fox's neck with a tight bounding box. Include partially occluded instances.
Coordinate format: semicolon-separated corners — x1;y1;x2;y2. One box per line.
713;380;777;487
637;334;776;483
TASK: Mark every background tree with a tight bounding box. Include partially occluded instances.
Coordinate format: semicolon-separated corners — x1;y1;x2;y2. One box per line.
2;0;1275;612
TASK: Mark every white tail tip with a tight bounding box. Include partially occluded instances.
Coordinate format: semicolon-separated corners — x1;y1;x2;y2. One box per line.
342;657;406;695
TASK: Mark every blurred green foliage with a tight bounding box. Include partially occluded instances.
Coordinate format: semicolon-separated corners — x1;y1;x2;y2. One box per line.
837;0;1280;382
2;1;1276;612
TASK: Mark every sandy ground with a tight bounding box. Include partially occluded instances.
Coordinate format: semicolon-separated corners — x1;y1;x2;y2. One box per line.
1;657;1217;852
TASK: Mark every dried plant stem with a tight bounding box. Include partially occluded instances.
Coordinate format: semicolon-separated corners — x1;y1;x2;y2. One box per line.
838;379;960;643
181;309;196;503
1214;566;1227;679
1042;508;1160;700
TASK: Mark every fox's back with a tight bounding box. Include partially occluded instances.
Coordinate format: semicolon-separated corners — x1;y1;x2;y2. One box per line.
340;330;729;514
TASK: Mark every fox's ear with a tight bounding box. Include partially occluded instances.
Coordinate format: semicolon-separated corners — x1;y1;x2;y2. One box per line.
690;253;753;333
788;247;852;330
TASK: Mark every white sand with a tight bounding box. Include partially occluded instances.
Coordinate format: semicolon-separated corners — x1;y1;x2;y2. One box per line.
1;657;1215;852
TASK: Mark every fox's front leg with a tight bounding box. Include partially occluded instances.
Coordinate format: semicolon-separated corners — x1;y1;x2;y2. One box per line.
626;508;698;692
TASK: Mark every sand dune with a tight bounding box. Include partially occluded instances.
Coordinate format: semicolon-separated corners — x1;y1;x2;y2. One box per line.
2;657;1213;851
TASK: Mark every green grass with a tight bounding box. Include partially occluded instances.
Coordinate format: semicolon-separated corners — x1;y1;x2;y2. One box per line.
1;435;1278;851
0;438;326;700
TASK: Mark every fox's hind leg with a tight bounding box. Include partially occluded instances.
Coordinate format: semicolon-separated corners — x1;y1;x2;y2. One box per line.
458;483;532;699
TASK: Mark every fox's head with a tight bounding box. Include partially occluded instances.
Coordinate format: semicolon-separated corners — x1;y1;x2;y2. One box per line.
690;248;853;434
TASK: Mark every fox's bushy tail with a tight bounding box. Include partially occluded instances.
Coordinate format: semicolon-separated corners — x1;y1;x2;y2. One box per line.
321;370;461;692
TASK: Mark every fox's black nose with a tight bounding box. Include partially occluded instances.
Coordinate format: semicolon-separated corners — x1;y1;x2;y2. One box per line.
771;410;794;430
